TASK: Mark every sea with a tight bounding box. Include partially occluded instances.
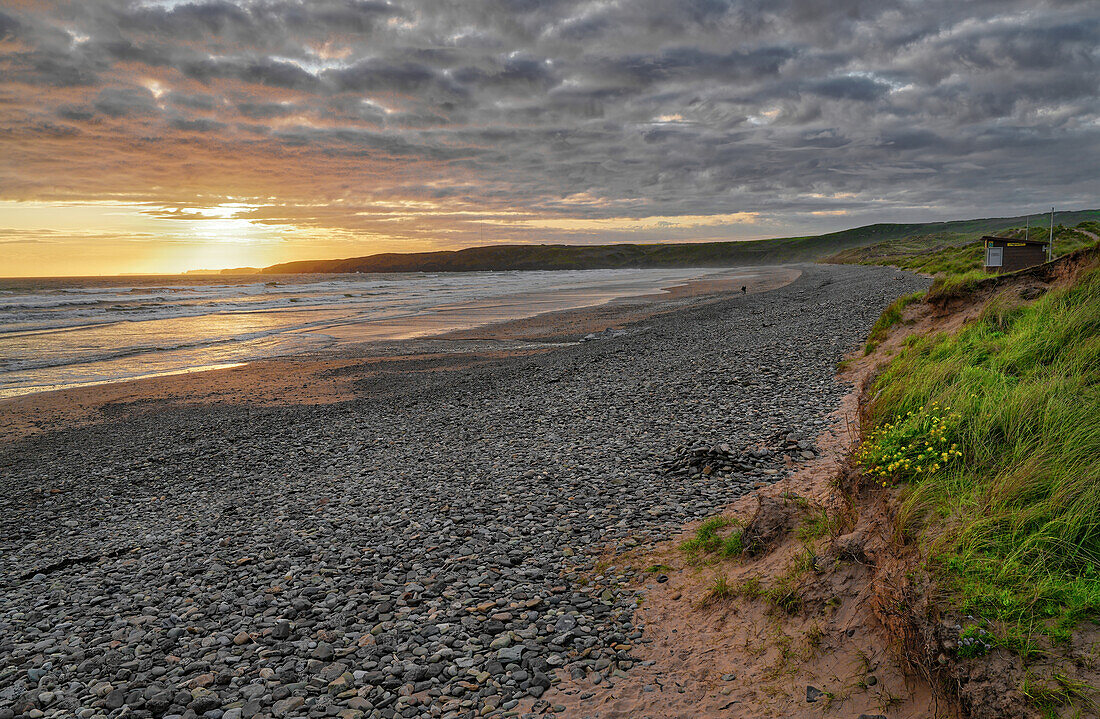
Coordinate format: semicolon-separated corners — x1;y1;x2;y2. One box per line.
0;268;730;399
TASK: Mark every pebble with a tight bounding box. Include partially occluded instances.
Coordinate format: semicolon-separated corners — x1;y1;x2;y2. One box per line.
0;265;928;719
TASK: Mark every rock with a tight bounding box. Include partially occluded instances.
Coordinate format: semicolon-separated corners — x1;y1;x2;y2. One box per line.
104;688;126;709
272;696;305;716
806;685;825;703
496;647;524;664
189;694;221;713
146;691;173;714
834;529;867;563
271;620;291;639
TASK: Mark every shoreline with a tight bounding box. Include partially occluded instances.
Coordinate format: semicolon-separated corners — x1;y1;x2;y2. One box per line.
0;263;928;719
0;266;799;442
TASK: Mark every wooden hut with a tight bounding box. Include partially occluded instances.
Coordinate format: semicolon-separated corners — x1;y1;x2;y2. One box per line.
982;236;1050;273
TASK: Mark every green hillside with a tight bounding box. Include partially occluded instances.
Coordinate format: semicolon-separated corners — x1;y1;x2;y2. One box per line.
826;215;1100;276
253;209;1100;274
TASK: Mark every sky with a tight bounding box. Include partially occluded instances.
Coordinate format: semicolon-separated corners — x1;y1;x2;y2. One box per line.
1;0;1098;276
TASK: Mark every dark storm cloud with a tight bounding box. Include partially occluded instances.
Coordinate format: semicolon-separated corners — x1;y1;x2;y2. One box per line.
808;76;890;102
1;0;1098;240
0;10;21;40
168;116;227;132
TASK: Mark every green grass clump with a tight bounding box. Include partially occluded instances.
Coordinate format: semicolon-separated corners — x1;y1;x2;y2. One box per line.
798;508;844;541
925;269;993;303
1020;671;1097;718
704;573;803;613
860;264;1100;638
864;290;926;353
680;515;743;558
702;575;737;605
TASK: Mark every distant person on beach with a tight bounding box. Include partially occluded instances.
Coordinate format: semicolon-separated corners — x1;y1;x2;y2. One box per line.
741;286;747;294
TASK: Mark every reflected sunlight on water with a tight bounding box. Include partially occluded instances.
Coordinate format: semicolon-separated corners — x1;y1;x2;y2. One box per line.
0;268;732;398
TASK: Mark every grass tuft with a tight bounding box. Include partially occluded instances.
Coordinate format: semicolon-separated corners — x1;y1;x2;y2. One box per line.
925;269;992;303
680;515;743;558
701;575;737;605
864;290;926;353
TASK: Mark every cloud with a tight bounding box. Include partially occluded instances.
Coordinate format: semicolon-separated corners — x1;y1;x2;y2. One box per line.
808;75;891;101
93;86;159;118
0;0;1096;261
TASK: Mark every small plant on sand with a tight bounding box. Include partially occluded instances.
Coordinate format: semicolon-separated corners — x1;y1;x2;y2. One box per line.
643;564;672;574
766;574;803;614
956;625;995;658
1020;671;1097;717
798;507;843;541
733;566;806;614
740;575;764;599
792;547;818;574
680;515;743;559
701;575;736;605
804;622;825;650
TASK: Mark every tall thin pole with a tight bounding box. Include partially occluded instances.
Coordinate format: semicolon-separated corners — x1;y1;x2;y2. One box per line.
1049;206;1055;260
1025;215;1029;241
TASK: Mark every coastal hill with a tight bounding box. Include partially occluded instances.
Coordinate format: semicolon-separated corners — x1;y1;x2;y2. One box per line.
252;209;1100;274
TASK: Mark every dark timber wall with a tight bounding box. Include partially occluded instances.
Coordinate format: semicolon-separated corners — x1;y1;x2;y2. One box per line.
983;236;1050;273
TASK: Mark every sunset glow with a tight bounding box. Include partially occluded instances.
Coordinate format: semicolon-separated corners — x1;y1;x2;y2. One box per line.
1;1;1097;276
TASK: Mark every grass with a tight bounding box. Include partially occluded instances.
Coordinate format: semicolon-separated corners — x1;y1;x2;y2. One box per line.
798;508;844;541
680;515;743;559
700;570;804;613
864;290;926;354
702;575;737;604
857;261;1100;640
1021;671;1097;718
924;269;992;303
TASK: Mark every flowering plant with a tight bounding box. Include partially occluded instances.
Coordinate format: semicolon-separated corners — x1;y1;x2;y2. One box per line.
857;401;964;486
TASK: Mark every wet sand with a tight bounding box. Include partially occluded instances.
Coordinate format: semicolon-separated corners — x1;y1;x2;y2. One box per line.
0;266;798;442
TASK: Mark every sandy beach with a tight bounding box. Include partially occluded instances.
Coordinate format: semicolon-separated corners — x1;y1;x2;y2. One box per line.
0;263;927;719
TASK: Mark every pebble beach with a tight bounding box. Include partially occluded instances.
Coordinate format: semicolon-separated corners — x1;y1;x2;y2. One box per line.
0;263;927;719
